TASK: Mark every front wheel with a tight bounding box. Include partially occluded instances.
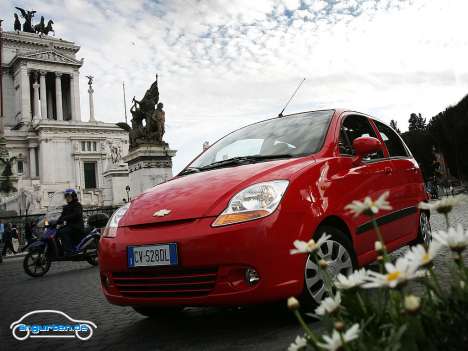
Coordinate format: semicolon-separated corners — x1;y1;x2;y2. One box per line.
412;211;432;247
23;250;51;277
300;225;357;310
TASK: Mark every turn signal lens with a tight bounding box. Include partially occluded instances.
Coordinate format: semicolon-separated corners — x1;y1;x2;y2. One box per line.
212;210;270;226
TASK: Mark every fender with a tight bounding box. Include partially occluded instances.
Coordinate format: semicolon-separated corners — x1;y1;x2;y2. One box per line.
28;240;46;251
76;230;100;251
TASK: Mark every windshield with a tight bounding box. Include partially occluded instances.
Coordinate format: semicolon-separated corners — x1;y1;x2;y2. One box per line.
189;110;334;169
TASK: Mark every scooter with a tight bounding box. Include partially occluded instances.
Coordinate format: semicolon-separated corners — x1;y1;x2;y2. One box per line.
23;220;103;277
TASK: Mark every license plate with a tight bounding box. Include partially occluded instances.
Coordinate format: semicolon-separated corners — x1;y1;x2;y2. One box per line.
127;243;178;267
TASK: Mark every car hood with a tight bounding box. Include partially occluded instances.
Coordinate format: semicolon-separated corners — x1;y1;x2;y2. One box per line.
120;157;315;226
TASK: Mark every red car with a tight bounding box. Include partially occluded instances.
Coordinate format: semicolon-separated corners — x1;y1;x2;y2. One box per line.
99;109;430;316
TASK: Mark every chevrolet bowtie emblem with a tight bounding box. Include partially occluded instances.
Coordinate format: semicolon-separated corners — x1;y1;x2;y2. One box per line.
153;209;171;217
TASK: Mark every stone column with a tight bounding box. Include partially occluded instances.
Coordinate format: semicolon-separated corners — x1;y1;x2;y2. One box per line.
88;82;95;122
39;71;47;119
55;73;63;121
32;73;40;121
20;65;31;122
69;71;81;121
29;146;36;178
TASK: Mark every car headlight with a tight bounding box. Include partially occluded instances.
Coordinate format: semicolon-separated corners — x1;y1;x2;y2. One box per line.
212;180;289;227
102;203;130;238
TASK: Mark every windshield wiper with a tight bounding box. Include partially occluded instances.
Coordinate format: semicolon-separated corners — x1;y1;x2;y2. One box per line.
178;167;201;176
199;154;293;171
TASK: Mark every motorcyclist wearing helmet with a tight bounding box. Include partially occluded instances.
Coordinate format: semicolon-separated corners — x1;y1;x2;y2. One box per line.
57;189;84;255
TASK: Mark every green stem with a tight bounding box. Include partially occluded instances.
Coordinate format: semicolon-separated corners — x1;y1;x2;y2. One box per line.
444;213;450;230
428;266;443;297
371;215;389;261
356;291;368;315
293;310;320;345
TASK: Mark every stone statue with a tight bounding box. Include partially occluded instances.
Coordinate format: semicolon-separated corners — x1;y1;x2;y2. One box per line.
86;75;94;86
15;7;36;33
110;144;122;164
34;16;45;34
128;75;167;150
14;13;21;31
0;156;17;193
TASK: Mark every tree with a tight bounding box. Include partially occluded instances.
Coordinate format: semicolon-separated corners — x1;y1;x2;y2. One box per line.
408;113;426;131
389;119;401;134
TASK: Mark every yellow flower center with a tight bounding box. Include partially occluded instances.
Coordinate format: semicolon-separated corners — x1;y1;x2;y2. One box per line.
422;253;430;263
386;271;401;282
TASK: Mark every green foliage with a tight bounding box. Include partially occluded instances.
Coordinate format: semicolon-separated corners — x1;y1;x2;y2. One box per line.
401;130;435;180
408;113;426;132
290;197;468;351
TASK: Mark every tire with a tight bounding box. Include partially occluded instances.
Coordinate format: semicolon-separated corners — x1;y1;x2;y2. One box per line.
299;225;357;310
85;239;99;266
23;250;51;277
132;306;184;318
412;211;432;247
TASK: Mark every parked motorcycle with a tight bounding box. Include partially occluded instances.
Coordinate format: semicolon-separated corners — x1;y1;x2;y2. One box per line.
23;192;109;277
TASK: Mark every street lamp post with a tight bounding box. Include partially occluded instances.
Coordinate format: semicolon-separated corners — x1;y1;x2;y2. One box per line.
125;185;130;202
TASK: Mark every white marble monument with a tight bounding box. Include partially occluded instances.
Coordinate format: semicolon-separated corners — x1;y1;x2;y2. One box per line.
0;27;130;213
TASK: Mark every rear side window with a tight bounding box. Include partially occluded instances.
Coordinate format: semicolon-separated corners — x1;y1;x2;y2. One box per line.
340;115;384;160
374;120;408;158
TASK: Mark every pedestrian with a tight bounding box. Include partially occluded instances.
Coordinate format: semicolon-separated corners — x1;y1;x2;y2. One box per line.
2;223;18;256
0;219;4;242
24;220;35;247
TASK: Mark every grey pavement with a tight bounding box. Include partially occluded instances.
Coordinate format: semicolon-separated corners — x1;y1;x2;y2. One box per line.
1;201;467;351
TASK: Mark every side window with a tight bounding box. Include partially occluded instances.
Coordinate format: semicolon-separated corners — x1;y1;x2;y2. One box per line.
339;115;384;160
374;120;408;158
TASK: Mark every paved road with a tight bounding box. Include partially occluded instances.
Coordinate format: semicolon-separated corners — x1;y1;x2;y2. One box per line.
1;202;467;351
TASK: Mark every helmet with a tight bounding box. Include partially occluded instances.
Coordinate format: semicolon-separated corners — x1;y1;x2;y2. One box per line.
64;188;78;199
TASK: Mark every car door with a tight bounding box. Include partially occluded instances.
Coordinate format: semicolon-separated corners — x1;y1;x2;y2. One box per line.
337;114;395;256
371;119;421;240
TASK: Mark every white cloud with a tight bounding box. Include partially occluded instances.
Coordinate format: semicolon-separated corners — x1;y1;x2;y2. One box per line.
2;0;468;172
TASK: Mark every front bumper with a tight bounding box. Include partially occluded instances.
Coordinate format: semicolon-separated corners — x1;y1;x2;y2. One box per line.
99;212;308;307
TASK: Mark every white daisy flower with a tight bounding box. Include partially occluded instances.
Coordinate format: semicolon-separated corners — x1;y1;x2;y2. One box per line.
288;335;308;351
317;324;360;351
345;191;392;217
315;292;341;316
433;224;468;252
334;269;369;290
403;242;442;269
418;195;466;214
290;234;331;255
363;257;424;289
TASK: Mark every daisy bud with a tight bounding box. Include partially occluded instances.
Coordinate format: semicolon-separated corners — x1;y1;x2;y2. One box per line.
374;241;385;254
404;295;421;314
287;297;300;311
319;259;329;269
334;321;345;332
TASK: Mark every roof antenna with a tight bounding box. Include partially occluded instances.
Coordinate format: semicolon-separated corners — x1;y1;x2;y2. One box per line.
278;78;306;117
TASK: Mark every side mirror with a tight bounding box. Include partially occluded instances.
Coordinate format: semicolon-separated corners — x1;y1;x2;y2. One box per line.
352;136;382;165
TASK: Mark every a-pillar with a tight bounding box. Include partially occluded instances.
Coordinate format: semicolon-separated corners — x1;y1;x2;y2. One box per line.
19;65;31;122
55;73;63;121
39;71;47;119
32;73;40;121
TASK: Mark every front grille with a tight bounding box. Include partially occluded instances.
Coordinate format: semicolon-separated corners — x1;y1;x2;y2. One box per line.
112;267;218;298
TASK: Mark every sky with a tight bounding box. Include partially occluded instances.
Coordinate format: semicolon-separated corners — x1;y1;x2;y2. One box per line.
2;0;468;172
